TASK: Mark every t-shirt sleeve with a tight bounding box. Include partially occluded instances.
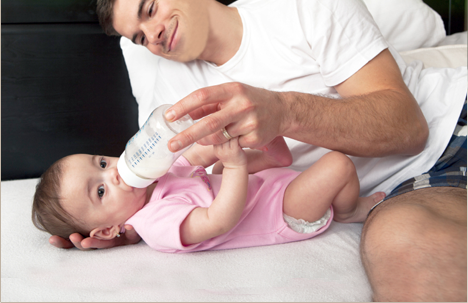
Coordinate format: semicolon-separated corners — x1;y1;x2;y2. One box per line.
298;0;388;86
127;197;203;253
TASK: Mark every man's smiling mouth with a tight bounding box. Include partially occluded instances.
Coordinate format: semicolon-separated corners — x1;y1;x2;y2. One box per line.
168;20;178;52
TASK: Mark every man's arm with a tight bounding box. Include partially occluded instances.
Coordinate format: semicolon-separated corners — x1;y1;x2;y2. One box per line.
281;49;429;157
281;49;428;157
165;49;429;157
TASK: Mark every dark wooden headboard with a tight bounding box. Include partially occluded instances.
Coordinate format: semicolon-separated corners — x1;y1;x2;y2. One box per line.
2;1;139;180
1;0;464;180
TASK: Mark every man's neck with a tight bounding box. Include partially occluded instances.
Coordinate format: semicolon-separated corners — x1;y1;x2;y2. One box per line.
198;2;243;66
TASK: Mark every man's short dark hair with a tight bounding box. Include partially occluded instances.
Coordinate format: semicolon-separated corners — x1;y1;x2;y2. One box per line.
96;0;121;36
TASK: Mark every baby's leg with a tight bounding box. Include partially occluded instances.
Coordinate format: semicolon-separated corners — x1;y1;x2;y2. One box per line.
283;151;385;223
213;136;293;174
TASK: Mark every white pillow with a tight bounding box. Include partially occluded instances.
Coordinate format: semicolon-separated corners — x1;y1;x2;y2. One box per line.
399;44;468;69
120;37;160;110
363;0;446;52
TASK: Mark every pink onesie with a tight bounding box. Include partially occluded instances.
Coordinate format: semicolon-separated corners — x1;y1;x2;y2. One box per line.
126;156;333;253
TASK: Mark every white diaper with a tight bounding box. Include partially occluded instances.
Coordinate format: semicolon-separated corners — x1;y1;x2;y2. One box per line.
283;208;332;234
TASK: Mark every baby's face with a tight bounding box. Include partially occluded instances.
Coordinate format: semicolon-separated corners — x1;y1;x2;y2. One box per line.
60;154;148;232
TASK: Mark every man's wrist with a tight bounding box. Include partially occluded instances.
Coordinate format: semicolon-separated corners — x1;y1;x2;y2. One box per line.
277;90;311;137
276;91;292;136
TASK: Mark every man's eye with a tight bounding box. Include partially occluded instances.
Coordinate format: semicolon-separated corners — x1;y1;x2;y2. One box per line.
98;185;105;198
100;158;107;169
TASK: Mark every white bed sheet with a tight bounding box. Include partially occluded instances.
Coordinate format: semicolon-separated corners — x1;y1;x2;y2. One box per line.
2;44;466;302
2;178;370;302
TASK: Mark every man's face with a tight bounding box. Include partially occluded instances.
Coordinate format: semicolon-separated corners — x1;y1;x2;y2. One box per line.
113;0;210;62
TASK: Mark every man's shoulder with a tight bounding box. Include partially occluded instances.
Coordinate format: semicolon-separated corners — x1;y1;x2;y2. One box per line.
232;0;366;20
230;0;296;12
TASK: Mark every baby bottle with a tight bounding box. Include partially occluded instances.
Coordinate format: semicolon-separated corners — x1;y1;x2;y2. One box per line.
117;104;194;188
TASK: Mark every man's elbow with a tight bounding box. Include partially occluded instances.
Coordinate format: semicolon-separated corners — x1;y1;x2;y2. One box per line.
406;119;429;156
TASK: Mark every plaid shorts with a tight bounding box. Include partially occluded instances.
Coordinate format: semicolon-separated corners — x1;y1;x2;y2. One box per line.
370;97;467;213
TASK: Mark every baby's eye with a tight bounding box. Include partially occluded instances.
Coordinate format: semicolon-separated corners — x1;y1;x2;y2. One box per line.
98;185;105;198
100;158;107;169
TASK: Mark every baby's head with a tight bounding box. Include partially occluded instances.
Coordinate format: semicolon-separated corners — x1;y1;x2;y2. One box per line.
32;154;148;240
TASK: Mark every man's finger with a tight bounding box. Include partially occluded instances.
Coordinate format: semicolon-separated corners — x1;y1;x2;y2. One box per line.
168;111;234;152
81;237;117;249
49;235;75;249
196;129;232;146
165;84;234;122
69;233;86;250
123;225;141;244
186;103;219;121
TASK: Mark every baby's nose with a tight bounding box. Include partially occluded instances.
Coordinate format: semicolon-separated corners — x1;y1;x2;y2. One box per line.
112;168;133;191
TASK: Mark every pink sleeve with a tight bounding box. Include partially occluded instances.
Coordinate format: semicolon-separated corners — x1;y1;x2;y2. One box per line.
128;197;203;253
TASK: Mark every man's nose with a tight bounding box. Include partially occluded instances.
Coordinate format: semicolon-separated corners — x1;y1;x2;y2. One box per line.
143;23;165;45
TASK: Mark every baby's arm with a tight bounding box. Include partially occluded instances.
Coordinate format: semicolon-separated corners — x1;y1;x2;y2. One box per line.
180;138;248;246
213;136;293;174
182;143;218;168
183;136;292;174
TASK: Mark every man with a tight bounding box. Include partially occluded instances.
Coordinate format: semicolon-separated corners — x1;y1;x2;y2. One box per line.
51;0;467;300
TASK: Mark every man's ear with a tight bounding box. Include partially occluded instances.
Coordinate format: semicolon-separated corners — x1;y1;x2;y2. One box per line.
90;225;121;240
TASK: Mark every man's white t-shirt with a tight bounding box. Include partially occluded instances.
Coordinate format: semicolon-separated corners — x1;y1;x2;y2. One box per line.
121;0;467;197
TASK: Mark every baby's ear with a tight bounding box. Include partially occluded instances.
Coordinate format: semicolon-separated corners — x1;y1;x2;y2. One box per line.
90;225;120;240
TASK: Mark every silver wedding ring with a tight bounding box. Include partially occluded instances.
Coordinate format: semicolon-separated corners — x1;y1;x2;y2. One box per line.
222;127;233;140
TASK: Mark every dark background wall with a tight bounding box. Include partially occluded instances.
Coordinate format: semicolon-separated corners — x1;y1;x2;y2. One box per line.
1;0;465;181
1;0;237;181
2;0;139;180
424;0;467;34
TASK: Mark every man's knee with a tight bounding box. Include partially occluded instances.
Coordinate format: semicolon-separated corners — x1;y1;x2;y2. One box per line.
361;202;436;268
361;190;467;301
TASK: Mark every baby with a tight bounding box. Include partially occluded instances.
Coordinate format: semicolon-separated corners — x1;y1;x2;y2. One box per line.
32;136;385;253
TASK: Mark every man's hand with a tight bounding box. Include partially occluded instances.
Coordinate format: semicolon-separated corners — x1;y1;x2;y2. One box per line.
49;225;141;250
165;82;288;152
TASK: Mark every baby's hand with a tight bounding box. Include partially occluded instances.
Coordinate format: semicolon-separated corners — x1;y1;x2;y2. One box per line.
213;137;247;169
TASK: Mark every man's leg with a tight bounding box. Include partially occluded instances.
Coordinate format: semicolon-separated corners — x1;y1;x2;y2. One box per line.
361;187;467;301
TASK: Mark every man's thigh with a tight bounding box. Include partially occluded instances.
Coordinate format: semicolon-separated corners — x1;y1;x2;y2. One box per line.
367;186;466;224
361;186;467;301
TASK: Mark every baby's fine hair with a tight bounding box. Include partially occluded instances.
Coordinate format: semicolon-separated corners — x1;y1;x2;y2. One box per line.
32;157;89;239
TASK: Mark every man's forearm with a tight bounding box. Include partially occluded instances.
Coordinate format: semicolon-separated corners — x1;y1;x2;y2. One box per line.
279;89;429;157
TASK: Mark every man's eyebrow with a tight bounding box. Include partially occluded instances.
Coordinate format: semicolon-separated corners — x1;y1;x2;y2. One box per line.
137;0;147;19
131;0;147;44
